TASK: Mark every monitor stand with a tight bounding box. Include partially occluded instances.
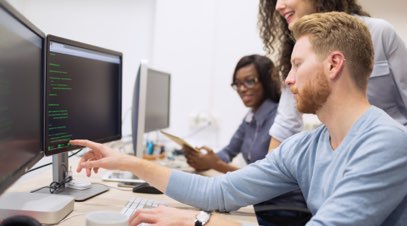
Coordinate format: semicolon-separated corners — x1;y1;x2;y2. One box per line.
33;152;109;202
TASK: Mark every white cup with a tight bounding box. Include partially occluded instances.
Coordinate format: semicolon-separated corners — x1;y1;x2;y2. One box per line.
86;211;128;226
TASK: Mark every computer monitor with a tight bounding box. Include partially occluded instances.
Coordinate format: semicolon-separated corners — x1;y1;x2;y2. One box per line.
40;35;122;201
0;1;74;224
144;68;171;133
45;35;122;155
132;61;171;158
0;0;43;196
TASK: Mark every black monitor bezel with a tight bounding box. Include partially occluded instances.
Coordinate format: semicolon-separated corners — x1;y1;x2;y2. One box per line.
0;0;45;194
44;35;123;156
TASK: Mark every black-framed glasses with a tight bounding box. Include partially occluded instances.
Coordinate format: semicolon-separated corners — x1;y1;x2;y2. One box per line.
231;77;259;91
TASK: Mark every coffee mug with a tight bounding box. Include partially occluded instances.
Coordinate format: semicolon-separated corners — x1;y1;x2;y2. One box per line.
86;211;128;226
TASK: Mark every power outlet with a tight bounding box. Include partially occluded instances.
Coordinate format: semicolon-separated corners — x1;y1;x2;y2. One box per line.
189;112;217;129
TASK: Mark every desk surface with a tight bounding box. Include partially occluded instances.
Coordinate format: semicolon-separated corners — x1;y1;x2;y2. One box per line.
5;156;257;225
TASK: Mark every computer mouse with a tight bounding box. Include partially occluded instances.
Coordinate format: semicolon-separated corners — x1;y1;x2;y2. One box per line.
132;182;163;194
0;215;41;226
67;179;92;190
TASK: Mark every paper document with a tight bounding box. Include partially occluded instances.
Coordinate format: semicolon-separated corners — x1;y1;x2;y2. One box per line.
160;130;199;153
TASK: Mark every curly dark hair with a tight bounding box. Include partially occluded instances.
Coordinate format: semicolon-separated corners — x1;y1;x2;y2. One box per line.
258;0;370;79
232;54;281;103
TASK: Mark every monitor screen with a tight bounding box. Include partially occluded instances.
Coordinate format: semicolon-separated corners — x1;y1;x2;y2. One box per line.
45;35;122;156
132;62;171;158
144;68;171;132
0;1;44;194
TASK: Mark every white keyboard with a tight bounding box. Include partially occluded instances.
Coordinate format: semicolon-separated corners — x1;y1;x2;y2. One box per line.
120;197;167;218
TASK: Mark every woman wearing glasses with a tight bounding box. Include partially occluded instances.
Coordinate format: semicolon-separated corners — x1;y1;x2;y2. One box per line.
183;54;281;173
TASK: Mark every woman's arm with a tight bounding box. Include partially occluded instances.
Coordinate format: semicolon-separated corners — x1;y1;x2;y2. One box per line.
185;147;240;173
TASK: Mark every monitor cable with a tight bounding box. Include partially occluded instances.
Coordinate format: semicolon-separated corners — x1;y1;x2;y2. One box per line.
23;148;83;175
30;169;73;194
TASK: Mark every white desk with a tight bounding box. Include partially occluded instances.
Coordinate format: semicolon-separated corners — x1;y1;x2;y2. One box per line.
4;155;258;225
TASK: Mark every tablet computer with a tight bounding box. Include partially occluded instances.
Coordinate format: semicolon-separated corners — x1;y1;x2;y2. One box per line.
160;130;199;153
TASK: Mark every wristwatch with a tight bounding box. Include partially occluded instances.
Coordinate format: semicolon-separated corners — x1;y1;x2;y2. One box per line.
194;210;211;226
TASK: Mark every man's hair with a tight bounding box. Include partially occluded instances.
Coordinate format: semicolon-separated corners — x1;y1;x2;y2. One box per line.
258;0;370;79
232;54;281;103
291;12;374;90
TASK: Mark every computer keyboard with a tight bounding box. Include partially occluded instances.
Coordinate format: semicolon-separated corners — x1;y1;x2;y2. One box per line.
120;197;167;219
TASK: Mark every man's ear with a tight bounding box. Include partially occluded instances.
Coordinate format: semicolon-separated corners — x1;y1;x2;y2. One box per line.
326;51;345;80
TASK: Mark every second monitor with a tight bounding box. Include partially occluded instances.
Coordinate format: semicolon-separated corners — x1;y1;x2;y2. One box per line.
132;61;171;158
45;35;122;155
102;61;171;183
42;35;122;201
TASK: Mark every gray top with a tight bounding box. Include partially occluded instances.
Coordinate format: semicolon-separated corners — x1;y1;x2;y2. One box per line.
269;16;407;141
217;99;278;164
167;107;407;226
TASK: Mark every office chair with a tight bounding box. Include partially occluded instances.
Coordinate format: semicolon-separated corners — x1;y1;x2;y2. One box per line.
254;190;311;226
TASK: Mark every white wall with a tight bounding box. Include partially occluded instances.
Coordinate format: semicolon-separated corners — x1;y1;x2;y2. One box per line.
6;0;407;151
151;0;263;148
8;0;156;138
359;0;407;43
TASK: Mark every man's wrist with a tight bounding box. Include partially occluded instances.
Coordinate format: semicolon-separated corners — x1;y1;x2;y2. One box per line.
194;210;211;226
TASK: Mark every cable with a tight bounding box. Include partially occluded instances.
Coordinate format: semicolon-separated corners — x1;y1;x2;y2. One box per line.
30;186;50;193
30;175;73;194
69;148;84;158
49;175;72;193
24;148;83;174
58;212;88;224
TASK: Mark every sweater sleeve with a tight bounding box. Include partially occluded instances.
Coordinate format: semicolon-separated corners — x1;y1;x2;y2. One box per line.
166;147;300;212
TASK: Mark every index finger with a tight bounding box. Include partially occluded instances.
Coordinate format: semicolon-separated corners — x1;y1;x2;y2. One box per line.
70;139;100;150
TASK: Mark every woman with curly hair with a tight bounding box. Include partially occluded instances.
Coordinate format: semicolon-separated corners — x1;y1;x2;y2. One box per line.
259;0;407;150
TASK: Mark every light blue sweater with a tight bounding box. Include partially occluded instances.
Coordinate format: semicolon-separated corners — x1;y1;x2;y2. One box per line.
167;107;407;226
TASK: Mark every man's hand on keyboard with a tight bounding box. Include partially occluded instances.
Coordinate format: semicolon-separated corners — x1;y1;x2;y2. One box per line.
129;205;197;226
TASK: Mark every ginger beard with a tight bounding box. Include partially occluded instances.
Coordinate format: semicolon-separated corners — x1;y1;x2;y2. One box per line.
291;70;331;114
